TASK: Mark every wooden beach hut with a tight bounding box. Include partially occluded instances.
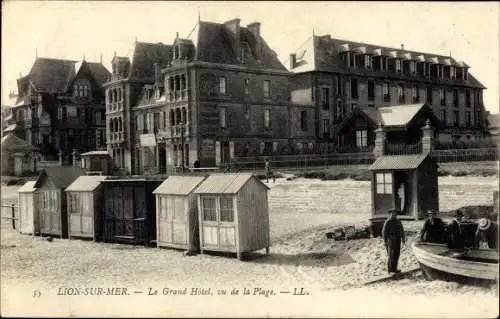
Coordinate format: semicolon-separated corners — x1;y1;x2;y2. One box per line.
194;173;270;260
80;150;113;175
33;167;83;238
153;176;206;252
18;181;38;235
368;154;438;220
99;177;162;246
65;175;107;240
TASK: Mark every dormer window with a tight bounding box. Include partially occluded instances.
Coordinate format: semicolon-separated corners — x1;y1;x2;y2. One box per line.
395;59;402;72
240;47;246;63
463;68;468;80
450;66;456;79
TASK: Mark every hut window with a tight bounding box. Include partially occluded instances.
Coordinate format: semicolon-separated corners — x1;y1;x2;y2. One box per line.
356;130;368;147
202;197;217;222
70;194;79;213
220;197;234;222
376;173;393;194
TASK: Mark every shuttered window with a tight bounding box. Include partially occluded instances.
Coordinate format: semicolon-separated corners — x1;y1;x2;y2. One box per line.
376;173;392;194
202;197;217;221
220;197;234;222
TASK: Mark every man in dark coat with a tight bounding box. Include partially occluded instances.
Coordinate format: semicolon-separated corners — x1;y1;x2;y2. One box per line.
474;217;498;249
382;208;406;274
419;210;446;244
447;210;465;250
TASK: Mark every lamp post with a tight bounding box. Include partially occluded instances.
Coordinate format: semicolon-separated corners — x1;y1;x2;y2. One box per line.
180;121;185;172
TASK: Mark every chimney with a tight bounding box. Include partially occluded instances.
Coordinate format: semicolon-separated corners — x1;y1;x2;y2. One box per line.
289;53;297;69
373;123;386;157
421;119;435;154
401;44;405;50
154;62;161;84
247;22;261;38
224;18;241;57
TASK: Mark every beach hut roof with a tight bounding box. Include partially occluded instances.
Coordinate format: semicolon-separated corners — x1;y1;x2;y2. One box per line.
194;173;269;194
65;175;108;192
153;176;206;195
18;181;37;193
369;154;430;171
378;103;426;127
34;167;84;189
80;150;110;156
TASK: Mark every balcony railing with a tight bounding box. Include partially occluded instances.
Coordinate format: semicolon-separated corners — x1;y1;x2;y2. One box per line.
385;141;422;155
109;131;125;143
169;124;191;138
167;89;189;102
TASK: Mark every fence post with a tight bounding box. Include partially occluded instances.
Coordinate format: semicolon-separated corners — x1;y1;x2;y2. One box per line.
11;203;15;230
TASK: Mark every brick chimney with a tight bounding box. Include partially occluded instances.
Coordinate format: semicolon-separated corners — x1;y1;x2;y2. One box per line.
289;53;297;69
154;63;161;85
224;18;241;56
421;119;435;154
247;22;260;38
373;123;386;157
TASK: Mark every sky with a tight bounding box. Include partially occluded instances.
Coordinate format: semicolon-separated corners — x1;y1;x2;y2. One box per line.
2;1;499;113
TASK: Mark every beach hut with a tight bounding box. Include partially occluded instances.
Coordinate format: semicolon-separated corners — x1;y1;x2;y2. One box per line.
368;154;438;220
33;167;84;238
99;177;162;246
153;176;206;252
65;175;107;240
80;150;113;175
18;181;38;235
194;173;270;260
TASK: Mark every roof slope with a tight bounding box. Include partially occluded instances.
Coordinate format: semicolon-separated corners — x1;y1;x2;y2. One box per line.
1;134;39;152
66;175;107;192
153;176;206;195
128;42;172;82
87;62;112;86
35;167;84;189
18;181;37;193
378;103;426;127
194;173;269;194
28;58;77;93
369;154;430;171
196;21;288;71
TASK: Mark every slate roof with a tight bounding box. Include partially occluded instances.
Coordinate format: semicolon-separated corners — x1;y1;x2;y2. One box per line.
378;104;427;127
195;21;287;71
87;62;112;86
194;173;269;194
288;35;486;89
65;175;107;192
128;42;172;82
369;154;430;171
487;113;499;129
153;176;206;195
18;181;37;193
1;133;39;152
35;167;84;189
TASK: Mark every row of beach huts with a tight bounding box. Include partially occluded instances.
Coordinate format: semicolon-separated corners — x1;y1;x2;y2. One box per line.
17;167;270;260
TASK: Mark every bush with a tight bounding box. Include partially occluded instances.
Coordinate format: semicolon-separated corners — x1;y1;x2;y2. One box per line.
301;171;326;179
350;171;372;181
321;172;349;181
255;172;284;180
451;170;468;177
437;170;450;176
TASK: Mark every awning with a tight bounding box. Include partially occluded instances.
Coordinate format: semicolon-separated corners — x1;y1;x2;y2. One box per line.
140;133;157;147
369;154;429;171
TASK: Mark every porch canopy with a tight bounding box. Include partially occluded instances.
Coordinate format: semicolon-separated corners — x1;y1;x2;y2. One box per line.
336;103;441;145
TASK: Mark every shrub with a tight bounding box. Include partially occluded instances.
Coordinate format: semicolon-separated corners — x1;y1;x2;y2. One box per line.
350;171;372;181
321;172;349;181
451;170;468;177
437;170;450;176
301;171;326;179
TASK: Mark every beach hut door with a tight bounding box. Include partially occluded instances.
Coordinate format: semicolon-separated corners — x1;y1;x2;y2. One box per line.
159;196;187;245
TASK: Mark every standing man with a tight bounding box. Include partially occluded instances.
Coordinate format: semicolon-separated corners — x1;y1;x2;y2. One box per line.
419;210;446;244
382;208;406;274
447;210;465;250
264;158;275;183
474;217;498;249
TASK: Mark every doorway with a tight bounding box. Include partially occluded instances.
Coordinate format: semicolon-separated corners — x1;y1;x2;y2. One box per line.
159;144;166;174
221;141;230;164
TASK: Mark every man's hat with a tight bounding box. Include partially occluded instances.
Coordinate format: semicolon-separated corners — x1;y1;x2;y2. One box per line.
453;210;464;218
427;210;438;215
478;218;492;231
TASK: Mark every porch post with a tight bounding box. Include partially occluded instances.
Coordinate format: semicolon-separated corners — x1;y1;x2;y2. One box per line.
421;119;435;154
373;123;386;157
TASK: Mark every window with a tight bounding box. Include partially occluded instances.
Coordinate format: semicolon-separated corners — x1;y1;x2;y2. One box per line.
70;194;79;213
337;76;342;95
263;80;270;98
368;81;375;101
336;100;344;121
396;59;402;72
440;88;446;106
376;173;392;194
453;110;459;127
466;111;471;127
412;85;419;102
398;84;405;102
219;108;227;128
322;119;330;137
321;87;330;109
450;66;456;79
463;68;468;80
264;109;271;128
240;47;246;64
220;197;234;222
350;78;358;99
427;86;433;104
410;61;416;74
453;88;459;107
244;79;249;95
441;109;447;125
244;106;250;121
383;82;390;101
300;110;308;131
364;55;371;69
356;130;368;147
218;77;227;94
202;197;217;222
465;89;471;107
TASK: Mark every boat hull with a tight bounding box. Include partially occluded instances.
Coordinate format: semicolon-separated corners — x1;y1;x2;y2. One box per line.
412;242;499;284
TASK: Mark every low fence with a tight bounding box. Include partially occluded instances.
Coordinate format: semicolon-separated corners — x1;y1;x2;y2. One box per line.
1;204;18;231
37;160;61;170
229;147;497;171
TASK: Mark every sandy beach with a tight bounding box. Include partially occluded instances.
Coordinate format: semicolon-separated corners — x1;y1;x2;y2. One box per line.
1;175;499;317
